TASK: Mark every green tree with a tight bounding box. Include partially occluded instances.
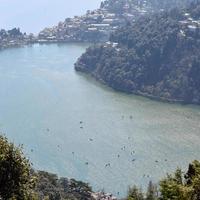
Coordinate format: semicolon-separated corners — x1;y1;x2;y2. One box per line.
146;181;158;200
159;168;192;200
0;135;36;200
127;186;144;200
185;160;200;200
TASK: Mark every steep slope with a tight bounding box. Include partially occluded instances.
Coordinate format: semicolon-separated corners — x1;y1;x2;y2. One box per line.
75;2;200;104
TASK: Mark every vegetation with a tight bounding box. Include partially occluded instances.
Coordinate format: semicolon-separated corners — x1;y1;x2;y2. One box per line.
35;171;93;200
0;135;93;200
0;28;24;40
1;135;200;200
0;28;35;50
0;135;36;199
126;160;200;200
75;1;200;104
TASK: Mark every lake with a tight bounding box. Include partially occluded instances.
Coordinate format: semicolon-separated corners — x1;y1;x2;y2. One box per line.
0;43;200;197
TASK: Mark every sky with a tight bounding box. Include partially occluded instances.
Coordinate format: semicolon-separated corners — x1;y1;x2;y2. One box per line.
0;0;102;34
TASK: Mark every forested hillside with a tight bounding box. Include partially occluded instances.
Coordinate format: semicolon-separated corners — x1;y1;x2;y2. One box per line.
75;1;200;104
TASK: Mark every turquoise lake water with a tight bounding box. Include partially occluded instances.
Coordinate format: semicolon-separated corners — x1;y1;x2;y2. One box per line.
0;43;200;197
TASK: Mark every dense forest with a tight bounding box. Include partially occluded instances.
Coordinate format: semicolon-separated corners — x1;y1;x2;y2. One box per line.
75;1;200;104
1;135;200;200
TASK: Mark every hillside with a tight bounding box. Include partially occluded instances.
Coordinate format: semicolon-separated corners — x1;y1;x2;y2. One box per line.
38;0;194;43
0;28;35;49
75;1;200;104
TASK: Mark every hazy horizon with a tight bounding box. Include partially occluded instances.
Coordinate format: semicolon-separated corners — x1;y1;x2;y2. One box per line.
0;0;102;34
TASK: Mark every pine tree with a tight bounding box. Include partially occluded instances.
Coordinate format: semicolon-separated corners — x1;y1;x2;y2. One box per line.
0;135;36;199
146;181;158;200
127;186;144;200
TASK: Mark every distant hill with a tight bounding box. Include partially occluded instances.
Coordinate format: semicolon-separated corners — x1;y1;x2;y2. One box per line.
75;1;200;104
0;28;35;49
38;0;195;43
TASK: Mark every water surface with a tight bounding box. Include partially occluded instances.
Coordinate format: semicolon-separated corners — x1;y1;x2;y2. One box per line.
0;43;200;197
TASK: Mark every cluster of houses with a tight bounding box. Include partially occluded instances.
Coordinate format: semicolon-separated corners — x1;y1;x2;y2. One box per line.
1;0;199;48
38;9;123;43
179;12;200;37
92;192;117;200
0;28;36;49
180;12;200;29
1;0;174;47
38;0;152;43
0;0;154;49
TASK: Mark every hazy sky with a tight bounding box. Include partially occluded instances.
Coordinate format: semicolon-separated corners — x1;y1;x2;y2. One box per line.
0;0;102;34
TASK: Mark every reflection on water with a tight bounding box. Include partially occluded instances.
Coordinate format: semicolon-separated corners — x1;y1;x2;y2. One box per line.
0;43;200;197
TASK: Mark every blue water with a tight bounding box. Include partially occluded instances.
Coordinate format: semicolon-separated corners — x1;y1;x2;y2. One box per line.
0;43;200;197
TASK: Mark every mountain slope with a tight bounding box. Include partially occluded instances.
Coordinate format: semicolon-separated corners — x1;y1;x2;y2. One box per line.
75;2;200;104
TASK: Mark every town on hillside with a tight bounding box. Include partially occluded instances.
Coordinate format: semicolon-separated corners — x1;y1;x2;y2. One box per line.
37;0;152;43
0;0;197;49
0;0;155;49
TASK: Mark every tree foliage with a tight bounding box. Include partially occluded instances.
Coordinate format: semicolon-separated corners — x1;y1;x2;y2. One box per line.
0;135;200;200
75;1;200;104
35;171;93;200
0;135;36;200
0;135;93;200
0;28;23;39
126;160;200;200
127;186;144;200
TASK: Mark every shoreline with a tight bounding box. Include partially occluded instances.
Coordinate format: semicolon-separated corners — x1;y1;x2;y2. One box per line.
75;65;199;106
1;40;199;106
0;40;96;52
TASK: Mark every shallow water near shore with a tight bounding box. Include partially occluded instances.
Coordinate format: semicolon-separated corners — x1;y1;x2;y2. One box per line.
0;43;200;197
